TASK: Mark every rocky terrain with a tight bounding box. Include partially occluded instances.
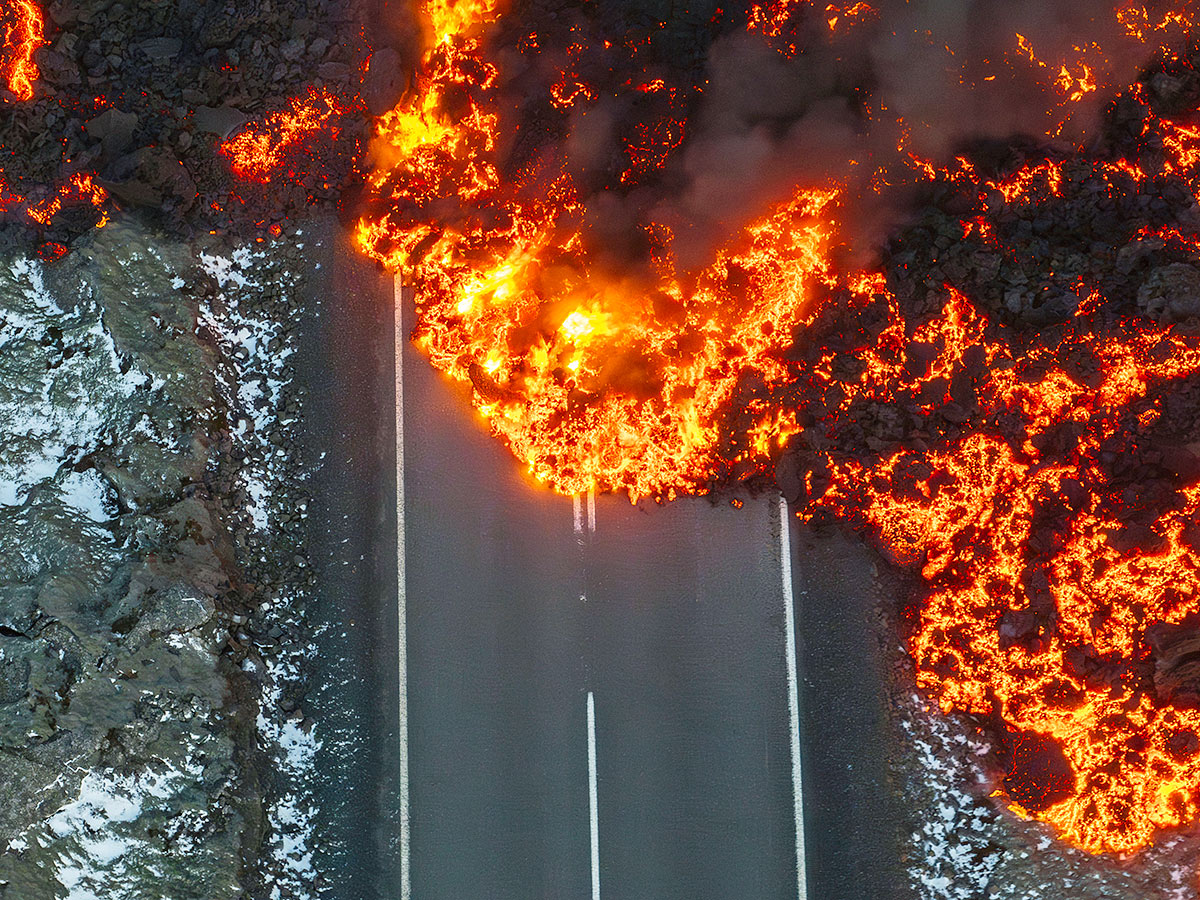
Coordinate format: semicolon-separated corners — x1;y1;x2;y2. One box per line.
1;0;395;895
0;0;414;254
0;215;329;898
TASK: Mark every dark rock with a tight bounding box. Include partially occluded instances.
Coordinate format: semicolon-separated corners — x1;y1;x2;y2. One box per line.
85;108;139;157
193;105;250;138
774;450;804;504
1002;730;1076;813
1137;263;1200;322
1147;621;1200;707
138;37;183;61
363;47;406;116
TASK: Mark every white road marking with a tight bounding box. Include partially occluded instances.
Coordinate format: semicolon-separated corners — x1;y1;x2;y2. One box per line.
779;495;807;899
587;691;601;900
586;488;596;534
574;494;584;535
395;276;412;900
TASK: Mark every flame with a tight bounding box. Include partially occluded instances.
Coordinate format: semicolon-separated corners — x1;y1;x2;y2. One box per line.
0;170;108;229
1;0;43;101
747;0;807;40
620;79;687;185
220;87;355;183
353;0;1200;858
24;172;109;227
777;141;1200;852
357;0;840;498
823;1;876;32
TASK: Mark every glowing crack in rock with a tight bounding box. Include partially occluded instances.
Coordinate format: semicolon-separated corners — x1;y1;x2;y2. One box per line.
1;0;44;101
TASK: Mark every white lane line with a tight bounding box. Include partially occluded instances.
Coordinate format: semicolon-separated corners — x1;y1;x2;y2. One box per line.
779;495;807;899
574;494;584;535
395;276;412;900
587;691;601;900
586;488;596;534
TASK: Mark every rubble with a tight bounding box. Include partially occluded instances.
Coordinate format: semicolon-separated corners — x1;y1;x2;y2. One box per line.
0;0;378;251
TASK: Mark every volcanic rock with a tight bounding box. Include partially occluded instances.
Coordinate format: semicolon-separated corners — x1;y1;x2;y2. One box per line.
1002;730;1076;813
1137;263;1200;322
363;47;407;116
775;449;804;504
85;108;140;157
193;105;251;138
137;37;183;61
1146;622;1200;707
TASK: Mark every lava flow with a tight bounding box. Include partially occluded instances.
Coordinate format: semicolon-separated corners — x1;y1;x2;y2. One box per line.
1;0;43;101
355;0;840;499
220;87;359;184
355;0;1200;861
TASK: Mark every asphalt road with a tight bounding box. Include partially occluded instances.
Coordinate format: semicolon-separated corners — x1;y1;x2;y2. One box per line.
301;222;403;899
308;236;910;899
398;279;809;900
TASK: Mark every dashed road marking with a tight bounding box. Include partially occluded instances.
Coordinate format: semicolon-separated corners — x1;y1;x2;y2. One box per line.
588;690;601;900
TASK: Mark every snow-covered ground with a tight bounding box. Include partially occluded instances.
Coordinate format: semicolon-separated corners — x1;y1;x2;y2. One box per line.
900;690;1200;899
0;228;325;899
199;239;322;899
0;256;148;516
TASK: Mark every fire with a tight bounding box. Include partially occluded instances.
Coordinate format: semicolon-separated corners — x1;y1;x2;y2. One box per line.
1;0;43;101
0;170;108;230
823;2;876;32
220;87;354;183
766;131;1200;852
354;0;1200;860
357;0;840;498
24;172;109;227
747;0;876;52
747;0;806;40
620;79;686;185
784;279;1200;851
1117;0;1197;45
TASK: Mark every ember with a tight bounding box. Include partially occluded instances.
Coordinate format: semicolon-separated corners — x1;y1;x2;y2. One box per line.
0;170;109;231
220;87;357;183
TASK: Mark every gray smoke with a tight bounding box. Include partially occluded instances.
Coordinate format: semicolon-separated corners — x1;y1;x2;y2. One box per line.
645;0;1179;269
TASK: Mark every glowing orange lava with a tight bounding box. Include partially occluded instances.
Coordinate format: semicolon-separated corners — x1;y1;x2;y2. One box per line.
357;0;840;498
803;287;1200;852
220;87;353;183
355;0;1200;859
0;170;109;229
1;0;44;101
773;135;1200;852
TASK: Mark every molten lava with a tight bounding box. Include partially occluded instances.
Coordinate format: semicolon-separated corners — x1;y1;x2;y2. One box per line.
0;170;108;232
220;87;355;183
790;279;1200;852
355;0;1200;860
1;0;43;101
356;0;840;498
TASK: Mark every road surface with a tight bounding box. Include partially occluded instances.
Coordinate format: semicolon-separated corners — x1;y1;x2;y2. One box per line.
305;233;910;899
396;277;812;900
